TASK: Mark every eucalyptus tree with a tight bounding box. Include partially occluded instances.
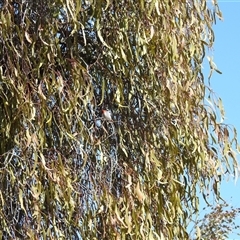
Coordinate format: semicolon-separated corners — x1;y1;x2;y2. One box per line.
0;0;238;239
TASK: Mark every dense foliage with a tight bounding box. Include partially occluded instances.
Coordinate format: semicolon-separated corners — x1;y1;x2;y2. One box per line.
0;0;238;239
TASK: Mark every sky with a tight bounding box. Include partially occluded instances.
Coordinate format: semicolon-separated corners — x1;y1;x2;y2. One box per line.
201;1;240;239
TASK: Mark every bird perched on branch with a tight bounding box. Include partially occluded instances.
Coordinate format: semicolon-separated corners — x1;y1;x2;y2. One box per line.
102;109;112;121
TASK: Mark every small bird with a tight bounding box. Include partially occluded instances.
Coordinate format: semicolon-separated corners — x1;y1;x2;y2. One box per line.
102;109;112;121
